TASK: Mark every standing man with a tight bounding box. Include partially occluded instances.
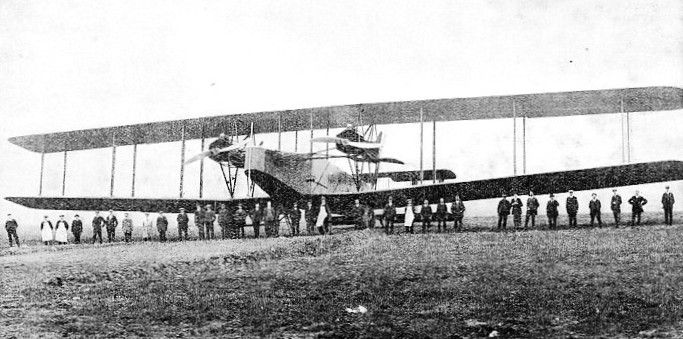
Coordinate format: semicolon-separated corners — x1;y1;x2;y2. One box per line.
177;208;189;240
497;194;511;230
589;193;603;227
122;213;134;243
195;204;205;240
611;189;623;227
524;191;540;228
420;199;432;233
156;211;168;242
217;204;231;239
71;215;83;244
304;200;315;234
451;195;466;230
352;199;364;230
288;202;302;236
233;203;247;238
384;197;397;234
628;190;648;226
105;210;118;242
546;194;559;228
510;193;523;228
5;214;19;247
566;190;579;228
263;200;278;237
435;198;448;232
204;205;216;240
251;202;262;238
91;211;105;244
662;185;675;226
142;212;154;241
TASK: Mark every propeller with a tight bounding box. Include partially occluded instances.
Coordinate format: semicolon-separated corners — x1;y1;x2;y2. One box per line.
185;150;213;164
311;136;381;149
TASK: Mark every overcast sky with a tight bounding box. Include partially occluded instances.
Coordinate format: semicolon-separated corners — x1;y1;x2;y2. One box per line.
1;0;682;236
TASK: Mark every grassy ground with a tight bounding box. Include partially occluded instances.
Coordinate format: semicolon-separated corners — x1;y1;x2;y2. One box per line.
2;214;683;338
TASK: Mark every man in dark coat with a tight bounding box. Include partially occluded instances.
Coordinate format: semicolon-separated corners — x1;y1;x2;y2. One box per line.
611;189;622;227
383;197;397;234
352;199;364;230
177;208;190;240
566;190;579;227
92;211;105;244
233;203;247;238
546;194;559;228
451;195;466;230
195;204;205;240
5;214;19;247
420;199;432;233
524;191;540;228
156;211;168;242
263;200;278;237
662;185;675;225
589;193;602;227
304;200;315;234
510;193;523;228
251;202;262;238
288;202;302;236
204;205;216;240
71;214;83;244
435;198;448;232
497;194;511;229
105;210;118;242
628;190;648;226
217;204;231;239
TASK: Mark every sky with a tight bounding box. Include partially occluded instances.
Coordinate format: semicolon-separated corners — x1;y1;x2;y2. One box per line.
1;0;682;238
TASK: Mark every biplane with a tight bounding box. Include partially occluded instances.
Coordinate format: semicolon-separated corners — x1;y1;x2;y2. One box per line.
6;86;683;224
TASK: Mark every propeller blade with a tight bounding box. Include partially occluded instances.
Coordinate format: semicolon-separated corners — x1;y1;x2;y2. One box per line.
185;150;212;164
377;158;405;165
345;141;381;149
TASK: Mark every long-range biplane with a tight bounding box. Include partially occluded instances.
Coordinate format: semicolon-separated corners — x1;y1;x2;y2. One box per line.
6;86;683;223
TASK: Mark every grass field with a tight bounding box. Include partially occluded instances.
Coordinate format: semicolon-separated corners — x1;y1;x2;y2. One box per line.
2;214;683;338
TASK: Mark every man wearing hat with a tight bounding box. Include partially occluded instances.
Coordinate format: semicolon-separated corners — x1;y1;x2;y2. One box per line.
71;214;83;244
566;190;579;227
177;208;189;240
105;210;118;242
497;193;511;230
92;211;105;244
589;193;603;227
156;211;168;242
5;214;19;247
628;190;648;226
611;189;623;227
204;204;216;240
662;185;675;225
546;194;559;228
524;191;540;228
122;213;133;243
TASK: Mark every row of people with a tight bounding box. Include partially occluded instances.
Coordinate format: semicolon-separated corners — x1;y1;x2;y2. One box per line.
496;187;673;228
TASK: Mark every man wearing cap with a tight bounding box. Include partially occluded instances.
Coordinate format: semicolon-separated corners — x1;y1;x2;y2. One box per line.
194;204;205;240
510;193;523;228
611;189;623;227
233;203;247;238
5;214;19;247
434;198;448;232
204;205;216;240
546;194;559;228
91;211;105;244
122;213;134;243
497;193;511;230
105;210;118;242
156;211;168;242
524;191;540;228
217;204;231;239
628;190;648;226
566;190;579;227
71;215;83;244
384;197;397;234
251;202;263;238
662;185;675;225
589;193;603;227
177;208;190;240
288;202;302;236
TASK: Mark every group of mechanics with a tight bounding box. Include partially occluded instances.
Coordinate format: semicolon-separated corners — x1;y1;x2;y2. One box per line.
1;186;677;248
494;186;674;230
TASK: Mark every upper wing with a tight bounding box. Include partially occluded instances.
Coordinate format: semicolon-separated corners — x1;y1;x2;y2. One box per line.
10;87;682;153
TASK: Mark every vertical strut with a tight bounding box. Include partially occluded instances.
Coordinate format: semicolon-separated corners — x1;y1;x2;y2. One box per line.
278;113;282;151
419;108;424;185
39;149;45;196
295;130;298;152
199;123;205;199
179;125;186;198
432;120;436;184
309;112;313;153
522;115;527;174
62;144;67;196
131;144;137;197
512;101;517;176
110;131;116;197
